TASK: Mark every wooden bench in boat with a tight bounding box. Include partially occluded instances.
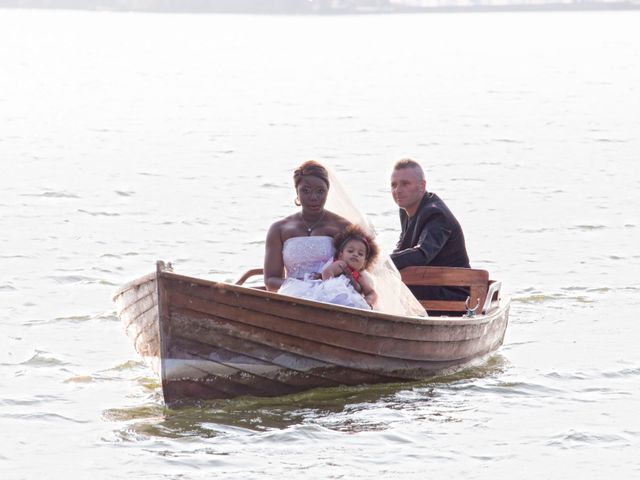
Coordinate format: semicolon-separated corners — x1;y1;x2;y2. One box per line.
399;266;500;315
236;266;502;316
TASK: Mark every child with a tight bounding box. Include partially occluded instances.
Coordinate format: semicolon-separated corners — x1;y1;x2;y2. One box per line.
321;225;379;309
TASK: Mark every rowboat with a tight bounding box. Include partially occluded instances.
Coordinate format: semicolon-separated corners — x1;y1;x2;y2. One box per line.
113;261;510;406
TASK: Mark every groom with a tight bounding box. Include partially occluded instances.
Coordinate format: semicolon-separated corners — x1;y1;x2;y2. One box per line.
389;159;470;301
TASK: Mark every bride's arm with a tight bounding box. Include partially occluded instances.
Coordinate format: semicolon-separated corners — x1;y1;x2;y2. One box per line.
264;222;285;292
359;272;378;308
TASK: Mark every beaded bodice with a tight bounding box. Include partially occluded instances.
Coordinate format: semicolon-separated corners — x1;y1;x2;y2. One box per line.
282;236;334;280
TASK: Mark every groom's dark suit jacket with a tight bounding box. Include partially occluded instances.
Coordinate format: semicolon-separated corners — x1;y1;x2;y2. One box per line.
390;192;470;301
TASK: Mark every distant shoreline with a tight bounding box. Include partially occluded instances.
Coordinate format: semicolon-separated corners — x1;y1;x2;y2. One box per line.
2;2;640;15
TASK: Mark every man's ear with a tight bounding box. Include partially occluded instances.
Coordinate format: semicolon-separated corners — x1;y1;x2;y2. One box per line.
421;180;427;192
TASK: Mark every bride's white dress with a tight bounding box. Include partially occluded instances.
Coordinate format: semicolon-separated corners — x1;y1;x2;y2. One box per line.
278;236;371;310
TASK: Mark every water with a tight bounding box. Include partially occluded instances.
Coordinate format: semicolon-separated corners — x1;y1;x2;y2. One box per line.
1;8;639;479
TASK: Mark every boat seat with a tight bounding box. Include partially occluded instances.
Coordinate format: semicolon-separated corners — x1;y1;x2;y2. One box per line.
235;268;265;287
399;266;490;314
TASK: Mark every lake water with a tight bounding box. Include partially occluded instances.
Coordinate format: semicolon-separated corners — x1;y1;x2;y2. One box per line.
1;8;639;479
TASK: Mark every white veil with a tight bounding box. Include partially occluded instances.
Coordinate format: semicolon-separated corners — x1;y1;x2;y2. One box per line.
325;168;426;317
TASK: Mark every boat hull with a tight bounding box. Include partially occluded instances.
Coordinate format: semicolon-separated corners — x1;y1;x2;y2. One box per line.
115;263;509;405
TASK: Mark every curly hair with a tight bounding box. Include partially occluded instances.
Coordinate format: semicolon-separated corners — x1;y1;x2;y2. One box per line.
293;160;330;188
333;224;380;271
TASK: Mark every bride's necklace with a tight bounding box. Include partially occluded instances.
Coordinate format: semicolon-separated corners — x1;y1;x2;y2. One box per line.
301;211;326;236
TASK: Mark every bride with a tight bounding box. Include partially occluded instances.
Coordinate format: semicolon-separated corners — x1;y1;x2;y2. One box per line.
264;160;425;317
264;161;350;291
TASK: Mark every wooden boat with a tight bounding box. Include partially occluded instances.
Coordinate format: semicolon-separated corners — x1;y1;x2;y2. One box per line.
113;261;510;406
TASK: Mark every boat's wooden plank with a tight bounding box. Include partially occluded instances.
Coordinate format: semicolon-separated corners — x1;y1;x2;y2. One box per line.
116;286;160;360
131;307;160;359
169;342;307;398
118;291;156;328
162;309;506;403
170;313;404;384
401;266;489;313
169;293;493;362
115;281;155;308
165;276;500;343
114;277;156;309
174;337;340;388
419;300;469;312
159;269;435;324
163;378;245;403
168;304;488;371
112;271;156;300
169;337;340;395
179;279;500;342
112;274;161;374
400;266;489;287
116;287;155;319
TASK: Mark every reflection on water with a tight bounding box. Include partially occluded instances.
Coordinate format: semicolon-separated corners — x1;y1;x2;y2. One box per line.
105;356;507;438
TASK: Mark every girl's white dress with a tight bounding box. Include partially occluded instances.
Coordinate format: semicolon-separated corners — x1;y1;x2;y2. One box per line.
277;236;371;310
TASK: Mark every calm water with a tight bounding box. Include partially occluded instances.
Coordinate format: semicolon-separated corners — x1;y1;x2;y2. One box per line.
1;8;639;479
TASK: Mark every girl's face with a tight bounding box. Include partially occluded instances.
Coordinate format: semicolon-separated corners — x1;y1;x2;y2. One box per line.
338;239;367;272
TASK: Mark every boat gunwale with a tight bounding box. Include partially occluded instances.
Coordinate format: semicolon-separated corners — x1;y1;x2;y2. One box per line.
112;271;156;301
158;269;510;327
167;278;505;345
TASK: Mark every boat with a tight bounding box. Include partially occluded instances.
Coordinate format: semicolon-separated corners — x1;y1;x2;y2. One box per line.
113;261;510;405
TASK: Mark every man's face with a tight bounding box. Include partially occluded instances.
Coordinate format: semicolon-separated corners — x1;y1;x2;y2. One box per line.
390;168;426;212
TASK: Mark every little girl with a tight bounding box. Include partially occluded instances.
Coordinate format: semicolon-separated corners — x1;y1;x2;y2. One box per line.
278;224;380;310
320;225;379;309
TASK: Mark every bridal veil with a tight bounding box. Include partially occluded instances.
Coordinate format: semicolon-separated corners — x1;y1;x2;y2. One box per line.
324;167;426;317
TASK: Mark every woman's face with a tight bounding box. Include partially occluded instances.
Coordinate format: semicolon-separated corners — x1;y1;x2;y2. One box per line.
338;239;367;272
296;176;328;214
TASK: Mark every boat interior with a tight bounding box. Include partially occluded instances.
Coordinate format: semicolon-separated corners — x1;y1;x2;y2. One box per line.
235;266;502;317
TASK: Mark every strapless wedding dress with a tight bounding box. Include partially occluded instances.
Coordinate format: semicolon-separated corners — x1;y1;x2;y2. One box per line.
282;236;334;280
278;236;371;310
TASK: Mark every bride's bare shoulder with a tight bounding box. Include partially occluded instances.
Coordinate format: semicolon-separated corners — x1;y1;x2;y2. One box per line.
325;211;351;227
267;213;306;242
269;212;300;229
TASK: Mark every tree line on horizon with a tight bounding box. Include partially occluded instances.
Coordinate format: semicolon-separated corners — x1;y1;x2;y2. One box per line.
2;0;637;13
0;0;394;13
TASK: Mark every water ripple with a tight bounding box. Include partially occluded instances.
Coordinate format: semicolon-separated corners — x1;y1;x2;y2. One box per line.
0;394;63;407
78;209;120;217
64;375;95;384
601;367;640;378
0;412;89;424
514;293;595;304
18;352;69;367
107;360;147;372
260;182;287;189
20;191;80;199
492;138;524;144
547;430;629;448
47;274;117;286
569;224;607;231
